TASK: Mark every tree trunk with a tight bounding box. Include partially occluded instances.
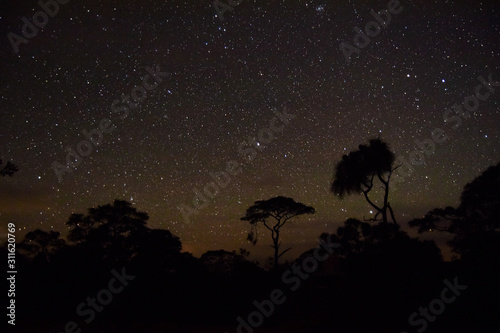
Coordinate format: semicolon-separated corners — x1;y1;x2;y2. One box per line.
272;231;280;270
388;202;397;225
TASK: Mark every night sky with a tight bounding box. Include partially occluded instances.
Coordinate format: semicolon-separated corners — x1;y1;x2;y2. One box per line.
1;0;499;262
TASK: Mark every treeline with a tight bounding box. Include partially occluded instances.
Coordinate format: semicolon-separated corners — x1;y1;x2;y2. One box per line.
1;156;499;332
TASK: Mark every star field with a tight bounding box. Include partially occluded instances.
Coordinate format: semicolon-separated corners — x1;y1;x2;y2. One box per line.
1;0;499;261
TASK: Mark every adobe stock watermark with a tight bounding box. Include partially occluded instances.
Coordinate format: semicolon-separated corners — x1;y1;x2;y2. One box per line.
177;106;296;225
234;235;340;333
6;223;17;326
212;0;244;22
399;276;467;333
49;267;135;333
8;0;71;54
392;72;499;186
340;0;403;64
52;64;170;183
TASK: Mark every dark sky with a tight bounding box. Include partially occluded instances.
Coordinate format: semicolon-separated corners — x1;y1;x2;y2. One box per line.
1;0;499;261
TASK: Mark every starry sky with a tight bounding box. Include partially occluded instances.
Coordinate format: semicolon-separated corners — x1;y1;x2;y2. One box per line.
1;0;499;262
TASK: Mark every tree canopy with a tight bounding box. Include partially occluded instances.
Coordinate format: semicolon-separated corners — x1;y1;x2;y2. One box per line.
241;196;315;269
409;162;500;256
18;229;66;262
66;199;150;263
331;138;398;224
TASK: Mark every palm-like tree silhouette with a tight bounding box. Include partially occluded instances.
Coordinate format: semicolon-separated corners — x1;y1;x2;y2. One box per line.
331;138;399;224
241;196;315;269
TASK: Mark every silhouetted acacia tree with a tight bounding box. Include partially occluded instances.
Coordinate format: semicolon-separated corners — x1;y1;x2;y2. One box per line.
0;159;18;177
241;196;315;269
409;162;500;256
331;138;398;224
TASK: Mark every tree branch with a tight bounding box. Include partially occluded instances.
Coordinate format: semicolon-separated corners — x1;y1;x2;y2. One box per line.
262;221;274;232
377;171;388;186
388;202;397;225
278;247;292;258
363;189;382;213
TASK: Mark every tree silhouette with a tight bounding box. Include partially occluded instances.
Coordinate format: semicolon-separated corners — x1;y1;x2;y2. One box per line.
17;229;66;262
0;159;18;177
65;213;95;243
137;229;182;256
200;249;252;277
134;228;183;270
66;199;149;262
320;218;401;258
132;228;185;280
241;196;315;269
331;138;398;224
409;162;500;256
335;218;372;255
